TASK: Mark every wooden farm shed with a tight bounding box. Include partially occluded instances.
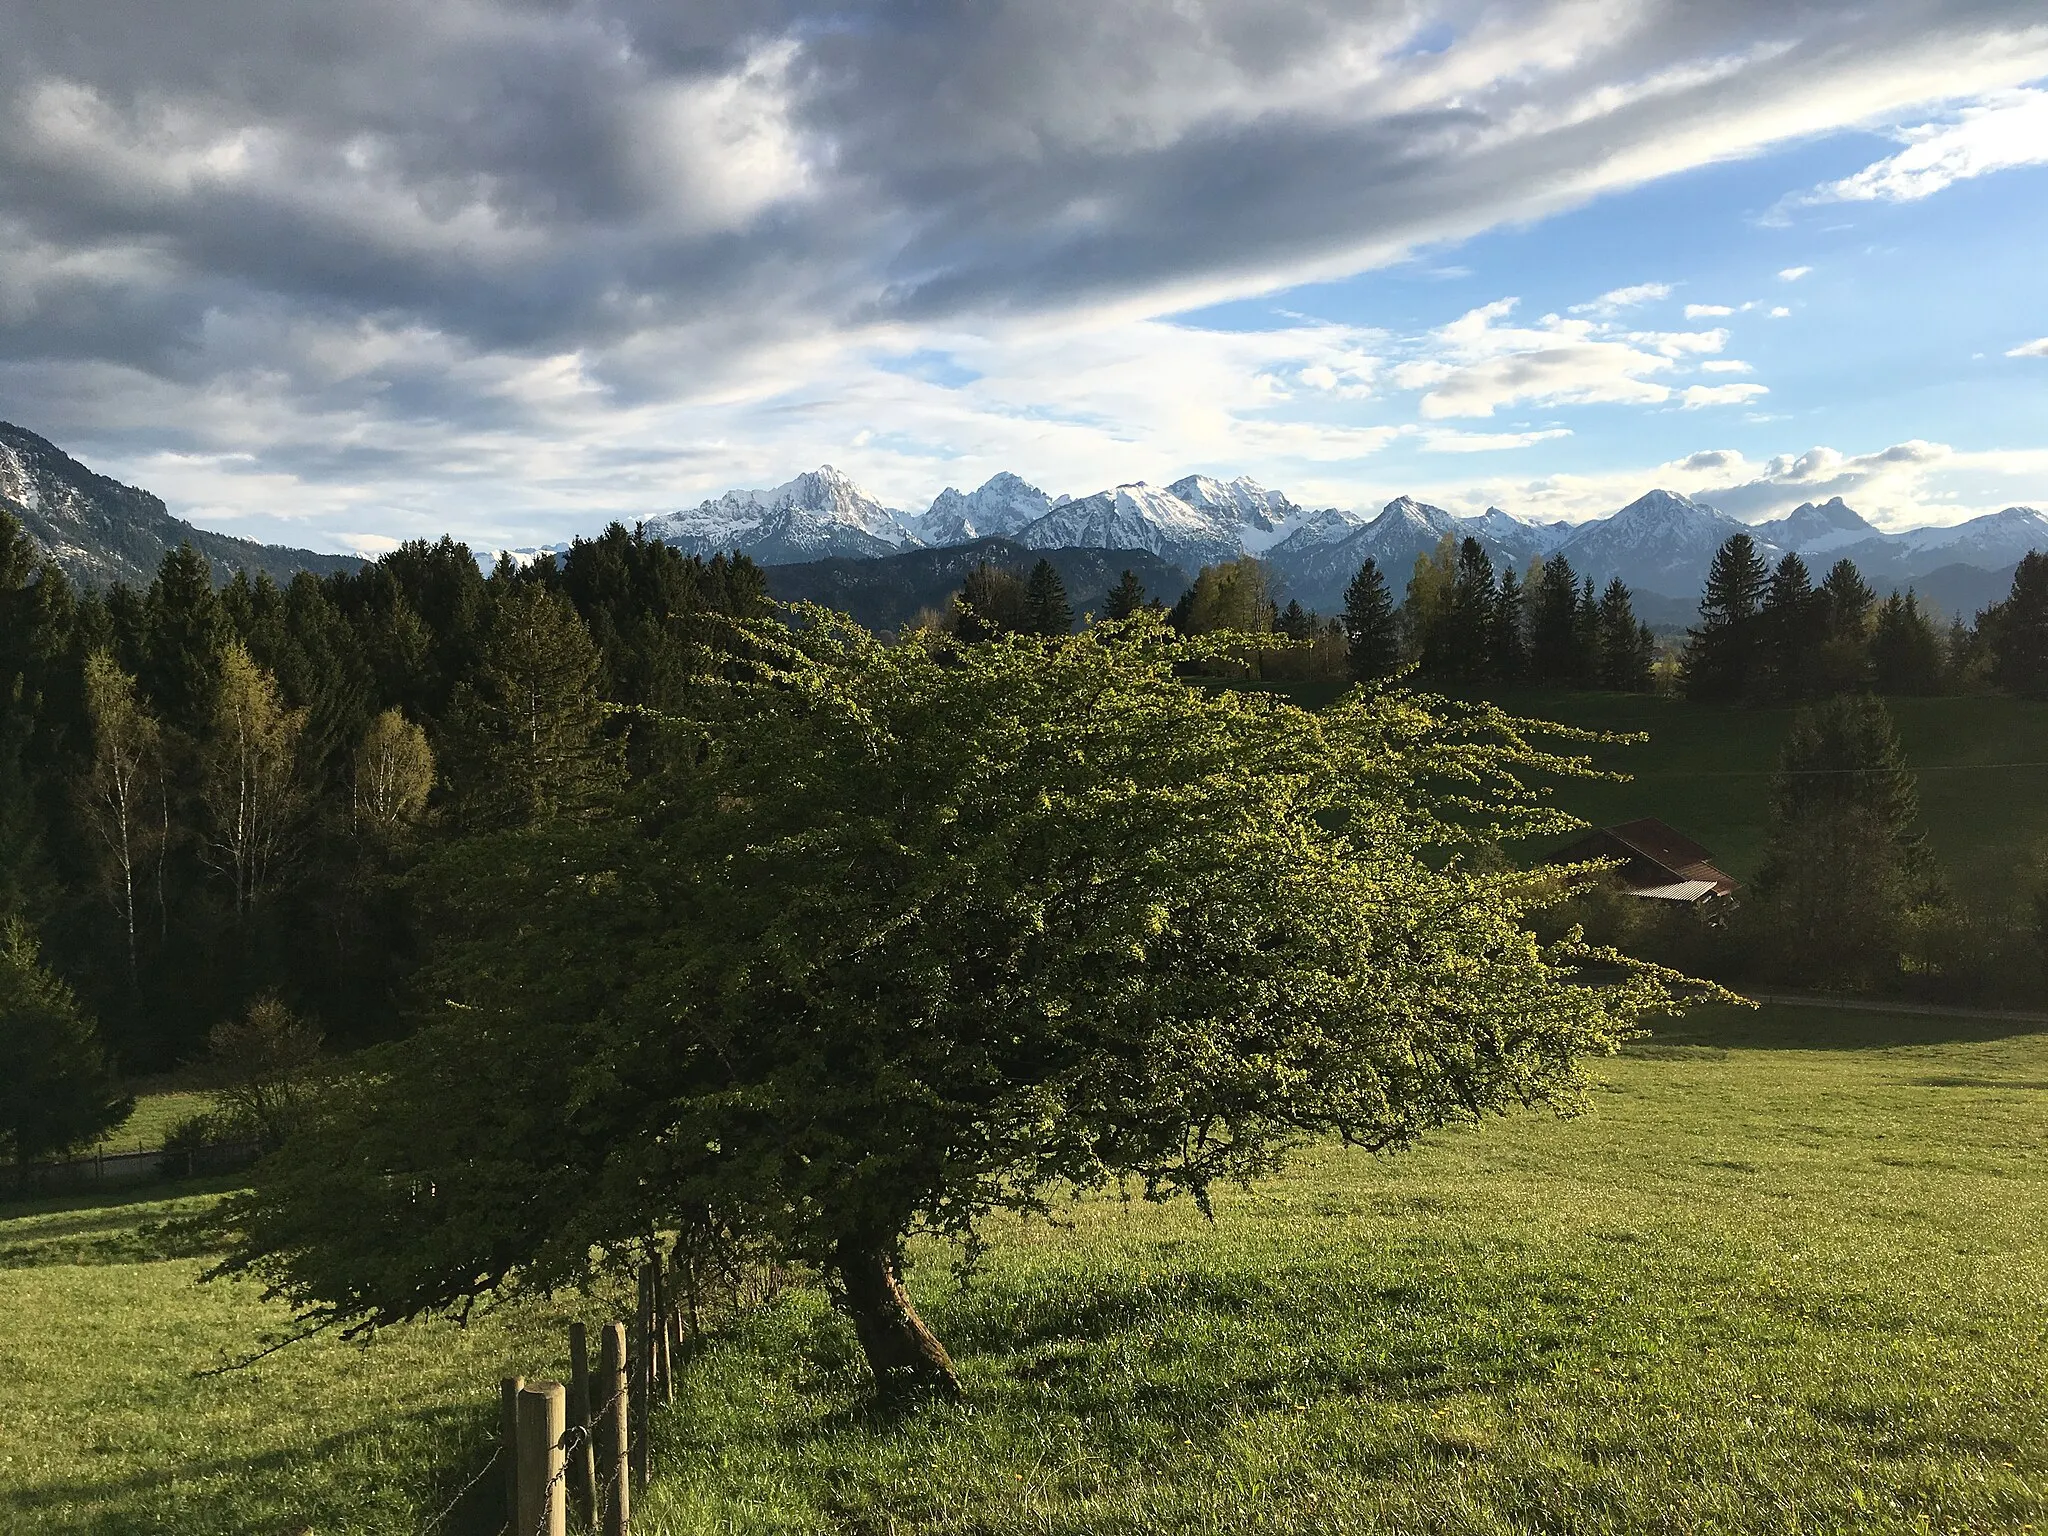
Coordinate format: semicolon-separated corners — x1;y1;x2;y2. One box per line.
1548;817;1737;904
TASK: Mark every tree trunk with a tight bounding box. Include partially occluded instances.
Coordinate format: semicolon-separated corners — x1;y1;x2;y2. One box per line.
833;1237;962;1401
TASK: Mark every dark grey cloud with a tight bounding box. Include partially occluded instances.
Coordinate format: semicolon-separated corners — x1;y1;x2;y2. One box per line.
0;0;2042;537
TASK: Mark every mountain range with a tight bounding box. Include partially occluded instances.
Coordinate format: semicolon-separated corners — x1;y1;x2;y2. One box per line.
635;464;2048;622
4;419;2042;626
1;422;361;588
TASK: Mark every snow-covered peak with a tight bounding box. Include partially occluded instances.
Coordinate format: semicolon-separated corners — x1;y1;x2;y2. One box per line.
648;464;910;545
1896;506;2048;563
1371;495;1462;539
1015;481;1243;565
1167;473;1297;532
912;471;1052;544
1754;496;1881;558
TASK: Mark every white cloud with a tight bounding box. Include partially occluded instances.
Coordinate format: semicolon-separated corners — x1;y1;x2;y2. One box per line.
1700;359;1754;373
1390;296;1735;418
1769;306;1792;317
1568;283;1672;315
1684;303;1735;318
1419;427;1574;453
1778;265;1812;281
1808;88;2048;204
2008;337;2048;358
1681;382;1770;408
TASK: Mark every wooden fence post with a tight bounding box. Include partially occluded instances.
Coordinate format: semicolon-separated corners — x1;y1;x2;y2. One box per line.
599;1321;631;1536
651;1252;674;1407
516;1381;566;1536
630;1266;650;1494
568;1322;598;1527
501;1374;524;1528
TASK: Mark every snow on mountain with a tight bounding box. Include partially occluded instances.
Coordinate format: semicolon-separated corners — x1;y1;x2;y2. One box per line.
1459;505;1567;567
643;465;916;565
908;471;1052;545
1013;482;1245;567
1892;506;2048;564
1165;473;1306;550
0;420;361;587
1264;496;1470;612
1555;489;1766;599
1752;496;1880;559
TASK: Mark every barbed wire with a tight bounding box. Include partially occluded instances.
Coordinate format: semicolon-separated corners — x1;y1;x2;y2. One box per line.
418;1441;503;1535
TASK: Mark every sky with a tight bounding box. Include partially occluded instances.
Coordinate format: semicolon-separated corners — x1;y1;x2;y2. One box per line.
0;0;2044;556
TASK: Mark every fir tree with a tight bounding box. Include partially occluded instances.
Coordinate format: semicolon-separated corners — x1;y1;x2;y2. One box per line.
1759;552;1826;700
1023;560;1073;636
1684;533;1769;701
1276;599;1315;642
1870;591;1944;695
0;918;132;1163
1816;558;1876;694
1527;554;1584;683
142;544;231;736
444;580;619;829
1745;694;1941;988
1430;538;1496;681
1490;565;1527;683
1987;551;2048;700
1341;558;1401;682
1103;570;1147;620
1595;579;1654;691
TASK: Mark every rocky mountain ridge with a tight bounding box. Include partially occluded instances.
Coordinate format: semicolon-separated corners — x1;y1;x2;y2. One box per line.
0;422;362;588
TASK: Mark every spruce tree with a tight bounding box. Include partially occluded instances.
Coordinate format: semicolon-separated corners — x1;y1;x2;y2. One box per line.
1490;565;1527;683
1340;558;1401;682
1276;599;1314;642
1816;558;1876;693
1103;570;1147;620
1746;694;1940;988
1870;591;1944;695
1399;536;1458;669
143;544;231;735
1023;560;1074;636
1988;551;2048;700
0;918;133;1163
1527;554;1583;683
1431;538;1496;681
1684;533;1769;701
1595;579;1654;691
1759;552;1826;699
444;580;620;829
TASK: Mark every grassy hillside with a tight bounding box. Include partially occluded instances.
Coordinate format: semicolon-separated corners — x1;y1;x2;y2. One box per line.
1243;684;2048;908
5;1004;2046;1534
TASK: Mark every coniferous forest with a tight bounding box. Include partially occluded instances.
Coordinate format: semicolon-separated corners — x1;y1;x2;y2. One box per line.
4;504;2047;1092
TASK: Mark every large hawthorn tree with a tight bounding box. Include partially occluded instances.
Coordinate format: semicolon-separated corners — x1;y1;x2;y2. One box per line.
216;614;1707;1397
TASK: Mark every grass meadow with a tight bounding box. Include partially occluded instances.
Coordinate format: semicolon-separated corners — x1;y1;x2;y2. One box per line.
4;1001;2046;1534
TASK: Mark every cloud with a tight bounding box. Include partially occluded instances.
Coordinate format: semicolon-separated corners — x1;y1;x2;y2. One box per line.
1390;297;1733;418
1684;303;1735;317
1681;382;1770;408
1419;427;1574;453
1700;359;1754;373
2008;337;2048;358
1777;266;1812;281
1568;283;1672;315
1769;306;1792;317
1807;87;2048;204
1;0;2045;547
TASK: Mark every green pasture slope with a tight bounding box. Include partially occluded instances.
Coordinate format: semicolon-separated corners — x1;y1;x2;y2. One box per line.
4;1003;2046;1534
1251;685;2048;907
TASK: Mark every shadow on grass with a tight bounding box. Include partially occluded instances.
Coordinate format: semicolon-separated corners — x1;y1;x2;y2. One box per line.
0;1175;241;1268
0;1400;504;1536
1653;1002;2047;1052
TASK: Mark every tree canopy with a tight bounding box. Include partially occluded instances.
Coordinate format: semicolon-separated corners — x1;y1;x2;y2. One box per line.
217;613;1710;1397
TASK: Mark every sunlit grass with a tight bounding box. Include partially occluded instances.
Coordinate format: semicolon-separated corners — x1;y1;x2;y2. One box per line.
4;1004;2046;1534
